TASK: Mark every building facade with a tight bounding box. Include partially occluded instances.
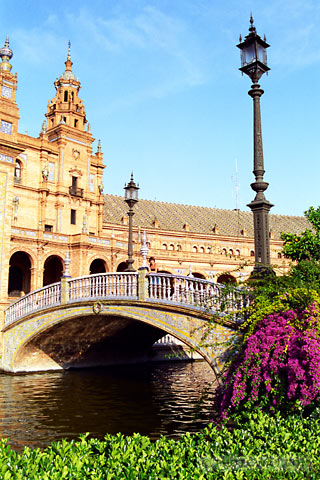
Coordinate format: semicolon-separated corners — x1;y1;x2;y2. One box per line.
0;38;310;325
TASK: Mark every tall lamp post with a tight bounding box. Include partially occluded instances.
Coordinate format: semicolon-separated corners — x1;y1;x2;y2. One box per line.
124;173;139;272
237;16;274;273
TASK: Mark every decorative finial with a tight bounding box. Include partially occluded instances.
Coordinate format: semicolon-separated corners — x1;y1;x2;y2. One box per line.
0;36;13;72
239;34;242;42
249;13;256;33
67;41;71;61
87;123;91;132
64;40;73;73
64;251;71;277
140;231;149;268
97;139;101;153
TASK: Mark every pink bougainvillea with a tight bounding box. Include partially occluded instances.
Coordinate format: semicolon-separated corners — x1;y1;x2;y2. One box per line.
215;304;320;422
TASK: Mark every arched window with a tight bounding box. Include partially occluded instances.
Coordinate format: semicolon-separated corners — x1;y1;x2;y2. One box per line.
169;244;174;251
278;252;282;259
177;244;182;252
222;248;227;256
14;160;21;183
200;247;205;253
162;243;168;250
192;246;198;253
250;250;255;257
236;249;240;256
229;249;233;256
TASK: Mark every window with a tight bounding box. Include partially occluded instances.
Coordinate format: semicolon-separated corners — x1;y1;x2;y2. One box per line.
250;250;255;257
14;160;21;182
192;246;198;253
162;243;168;250
1;120;12;134
74;119;78;128
90;174;95;192
71;209;76;225
278;252;282;259
236;249;240;256
72;176;77;189
200;247;205;253
48;162;55;182
64;91;68;102
44;224;53;232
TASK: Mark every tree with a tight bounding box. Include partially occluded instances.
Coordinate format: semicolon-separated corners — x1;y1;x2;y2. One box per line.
281;206;320;261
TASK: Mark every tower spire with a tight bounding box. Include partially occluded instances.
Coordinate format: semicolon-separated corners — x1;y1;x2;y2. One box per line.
0;36;13;72
65;40;73;73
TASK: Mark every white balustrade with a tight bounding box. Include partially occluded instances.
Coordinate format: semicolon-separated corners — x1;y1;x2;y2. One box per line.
4;282;61;327
68;272;138;301
147;273;249;314
4;272;248;327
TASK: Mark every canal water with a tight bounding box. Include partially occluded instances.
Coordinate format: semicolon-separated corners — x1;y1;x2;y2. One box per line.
0;361;216;451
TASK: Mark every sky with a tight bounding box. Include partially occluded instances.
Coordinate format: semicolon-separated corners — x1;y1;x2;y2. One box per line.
1;0;319;217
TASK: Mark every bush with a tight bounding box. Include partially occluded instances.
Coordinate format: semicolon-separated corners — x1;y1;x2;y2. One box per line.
1;412;320;478
214;301;320;423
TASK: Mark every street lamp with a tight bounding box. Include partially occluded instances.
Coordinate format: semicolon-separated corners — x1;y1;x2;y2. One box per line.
124;173;139;272
237;15;274;273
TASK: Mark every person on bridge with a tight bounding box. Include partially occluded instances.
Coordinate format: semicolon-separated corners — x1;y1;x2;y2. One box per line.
148;257;158;273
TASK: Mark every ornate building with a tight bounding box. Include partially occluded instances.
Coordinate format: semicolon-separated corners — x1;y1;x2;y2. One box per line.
0;38;310;323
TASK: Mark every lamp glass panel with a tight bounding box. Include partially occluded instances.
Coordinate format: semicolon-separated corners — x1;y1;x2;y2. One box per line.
257;44;266;64
243;44;255;65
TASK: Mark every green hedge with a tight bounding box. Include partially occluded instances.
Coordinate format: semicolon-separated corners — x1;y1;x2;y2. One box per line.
0;411;319;479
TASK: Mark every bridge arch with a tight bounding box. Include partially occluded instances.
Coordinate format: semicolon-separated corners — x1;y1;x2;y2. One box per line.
6;302;226;377
3;272;247;375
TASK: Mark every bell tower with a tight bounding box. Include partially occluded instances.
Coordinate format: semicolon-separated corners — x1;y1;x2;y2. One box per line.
46;42;87;135
0;36;20;141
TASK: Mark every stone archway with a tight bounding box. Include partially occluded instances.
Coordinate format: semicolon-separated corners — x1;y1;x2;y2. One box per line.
192;272;206;280
90;259;107;274
8;251;32;296
117;261;128;272
217;273;236;284
43;255;64;286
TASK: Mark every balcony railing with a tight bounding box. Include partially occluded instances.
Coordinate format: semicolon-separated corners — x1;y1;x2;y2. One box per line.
69;186;83;197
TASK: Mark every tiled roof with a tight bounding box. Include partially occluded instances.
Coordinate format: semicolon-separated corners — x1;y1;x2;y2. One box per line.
103;194;310;241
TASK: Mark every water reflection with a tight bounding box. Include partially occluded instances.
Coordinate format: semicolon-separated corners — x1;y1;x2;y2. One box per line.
0;362;216;450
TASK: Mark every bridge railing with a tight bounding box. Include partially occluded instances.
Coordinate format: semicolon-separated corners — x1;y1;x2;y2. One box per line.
147;273;247;313
68;272;138;301
4;271;248;327
4;282;61;327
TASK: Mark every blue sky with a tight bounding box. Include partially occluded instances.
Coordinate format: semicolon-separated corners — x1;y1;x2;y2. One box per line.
1;0;320;216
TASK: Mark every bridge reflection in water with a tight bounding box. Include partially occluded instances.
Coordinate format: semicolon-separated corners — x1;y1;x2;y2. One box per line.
3;272;248;374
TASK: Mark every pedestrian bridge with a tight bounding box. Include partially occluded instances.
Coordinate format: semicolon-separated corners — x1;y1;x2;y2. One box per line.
2;271;248;376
